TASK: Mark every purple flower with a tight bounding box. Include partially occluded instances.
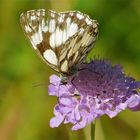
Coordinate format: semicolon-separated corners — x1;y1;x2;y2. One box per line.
48;60;140;130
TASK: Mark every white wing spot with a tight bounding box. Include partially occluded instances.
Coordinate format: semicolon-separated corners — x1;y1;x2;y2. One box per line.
49;19;56;32
68;23;78;37
43;49;58;65
50;12;55;18
66;17;71;31
87;20;92;25
49;33;56;48
62;29;67;43
70;13;74;16
76;13;84;20
61;60;68;72
42;19;48;32
66;17;71;24
31;32;43;46
58;17;63;23
42;26;48;32
85;17;89;23
55;27;63;46
31;15;36;20
85;17;92;25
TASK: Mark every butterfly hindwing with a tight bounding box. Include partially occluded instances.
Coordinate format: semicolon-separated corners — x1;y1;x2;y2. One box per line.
20;9;98;76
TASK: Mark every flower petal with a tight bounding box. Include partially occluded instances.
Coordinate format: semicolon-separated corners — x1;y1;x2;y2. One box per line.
127;94;140;111
49;74;61;84
50;113;64;127
48;84;59;96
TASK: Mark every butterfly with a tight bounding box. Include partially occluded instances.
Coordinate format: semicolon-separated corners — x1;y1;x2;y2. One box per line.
20;9;98;82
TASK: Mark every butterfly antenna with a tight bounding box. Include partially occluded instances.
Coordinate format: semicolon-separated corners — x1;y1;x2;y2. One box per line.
32;83;48;88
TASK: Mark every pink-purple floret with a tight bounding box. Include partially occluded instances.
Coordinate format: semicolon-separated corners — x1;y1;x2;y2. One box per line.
48;60;140;130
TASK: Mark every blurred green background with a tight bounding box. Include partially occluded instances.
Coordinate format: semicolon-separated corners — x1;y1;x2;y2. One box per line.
0;0;140;140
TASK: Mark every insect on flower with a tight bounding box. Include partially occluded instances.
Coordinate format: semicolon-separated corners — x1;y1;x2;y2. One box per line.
20;9;98;82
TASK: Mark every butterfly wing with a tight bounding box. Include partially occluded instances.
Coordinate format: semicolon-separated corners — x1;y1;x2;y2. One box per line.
20;9;98;76
55;11;98;75
20;9;59;71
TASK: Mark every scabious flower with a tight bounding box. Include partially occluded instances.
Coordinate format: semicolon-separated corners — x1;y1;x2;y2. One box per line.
48;59;140;130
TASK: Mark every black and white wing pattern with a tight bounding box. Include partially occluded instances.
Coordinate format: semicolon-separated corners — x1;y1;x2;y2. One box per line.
20;9;98;76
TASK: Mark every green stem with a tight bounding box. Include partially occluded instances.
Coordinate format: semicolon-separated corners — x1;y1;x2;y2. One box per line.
67;125;86;140
90;121;96;140
78;129;86;140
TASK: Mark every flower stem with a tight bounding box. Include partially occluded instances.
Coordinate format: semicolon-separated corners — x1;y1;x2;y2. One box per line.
78;129;86;140
90;121;96;140
68;128;86;140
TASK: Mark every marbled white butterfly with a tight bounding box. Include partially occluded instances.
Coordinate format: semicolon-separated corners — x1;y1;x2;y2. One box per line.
20;9;98;81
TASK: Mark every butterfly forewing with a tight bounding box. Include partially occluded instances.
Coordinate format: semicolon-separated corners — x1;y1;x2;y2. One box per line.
20;9;98;76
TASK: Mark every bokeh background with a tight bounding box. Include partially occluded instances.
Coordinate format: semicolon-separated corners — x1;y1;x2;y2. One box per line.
0;0;140;140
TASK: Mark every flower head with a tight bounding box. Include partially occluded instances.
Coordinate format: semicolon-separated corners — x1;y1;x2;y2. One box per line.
48;59;140;130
